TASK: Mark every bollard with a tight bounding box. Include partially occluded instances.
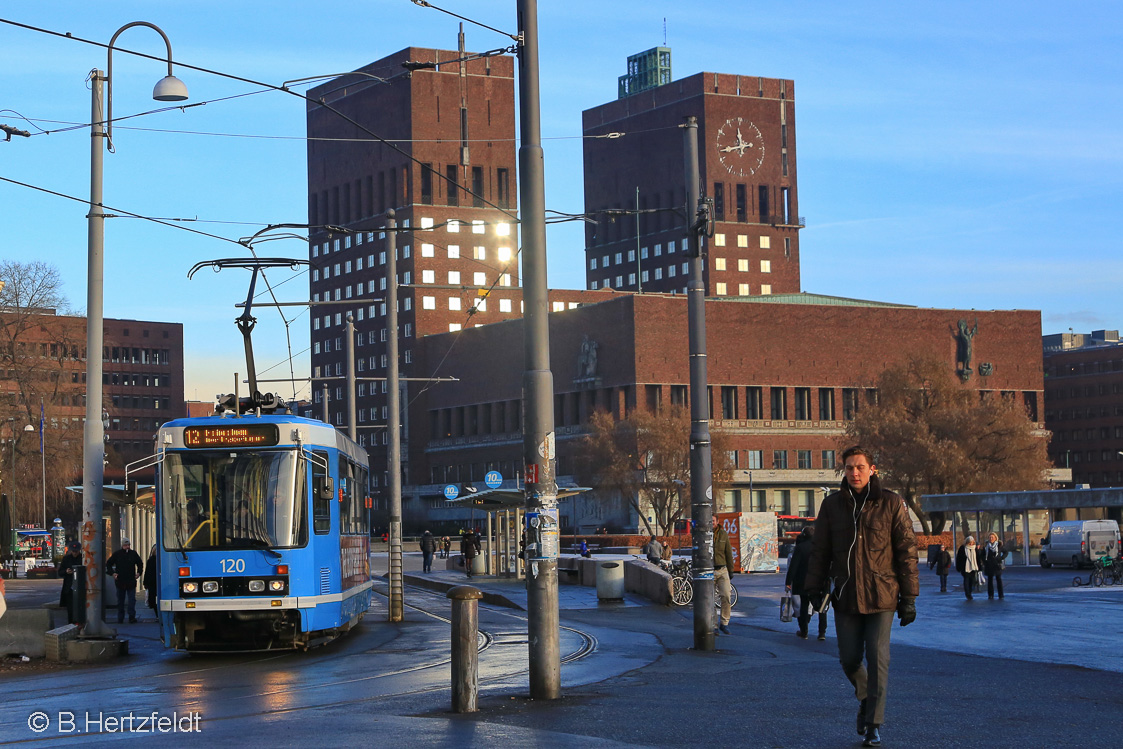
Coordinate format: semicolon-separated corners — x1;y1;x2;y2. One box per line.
447;585;483;713
71;565;87;626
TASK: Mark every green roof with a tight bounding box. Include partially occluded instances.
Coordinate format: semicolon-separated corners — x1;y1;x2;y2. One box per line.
712;292;915;308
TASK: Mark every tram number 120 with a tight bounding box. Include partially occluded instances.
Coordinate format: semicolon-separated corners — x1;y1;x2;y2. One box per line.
221;558;246;574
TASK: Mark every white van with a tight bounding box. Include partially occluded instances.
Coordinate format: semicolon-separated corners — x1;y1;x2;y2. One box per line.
1038;520;1120;568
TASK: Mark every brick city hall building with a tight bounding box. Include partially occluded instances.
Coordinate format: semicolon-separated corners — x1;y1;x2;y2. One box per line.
307;46;1046;533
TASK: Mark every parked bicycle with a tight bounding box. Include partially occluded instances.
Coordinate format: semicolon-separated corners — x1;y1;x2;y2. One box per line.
1073;553;1122;587
657;558;738;608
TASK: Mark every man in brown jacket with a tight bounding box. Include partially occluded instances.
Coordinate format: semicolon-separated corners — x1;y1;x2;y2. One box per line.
804;447;918;748
712;515;735;634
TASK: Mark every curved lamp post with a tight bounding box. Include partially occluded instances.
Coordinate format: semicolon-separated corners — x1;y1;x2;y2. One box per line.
84;21;188;637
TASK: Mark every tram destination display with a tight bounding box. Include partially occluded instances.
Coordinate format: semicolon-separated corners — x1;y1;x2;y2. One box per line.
183;424;280;448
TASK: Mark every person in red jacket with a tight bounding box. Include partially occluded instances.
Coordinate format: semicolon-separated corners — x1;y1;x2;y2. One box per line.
804;447;919;748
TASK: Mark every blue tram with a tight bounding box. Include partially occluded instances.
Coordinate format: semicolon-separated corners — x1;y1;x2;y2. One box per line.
154;413;371;651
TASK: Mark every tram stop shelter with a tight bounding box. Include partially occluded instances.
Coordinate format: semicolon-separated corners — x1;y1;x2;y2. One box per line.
921;487;1123;566
443;484;590;578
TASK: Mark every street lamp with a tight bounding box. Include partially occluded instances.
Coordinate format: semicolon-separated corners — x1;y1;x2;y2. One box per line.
22;424;42;529
84;21;188;637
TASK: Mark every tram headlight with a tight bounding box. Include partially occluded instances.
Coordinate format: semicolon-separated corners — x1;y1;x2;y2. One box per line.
269;579;285;592
182;581;199;594
248;579;265;592
201;581;219;594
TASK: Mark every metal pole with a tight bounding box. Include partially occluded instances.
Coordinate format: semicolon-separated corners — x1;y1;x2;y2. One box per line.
516;0;561;700
683;115;715;651
485;512;493;576
636;186;641;293
386;210;404;622
345;313;357;442
40;398;46;532
448;585;482;712
82;69;111;637
321;383;329;423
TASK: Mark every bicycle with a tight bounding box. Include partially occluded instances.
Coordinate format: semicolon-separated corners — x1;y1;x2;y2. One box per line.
1073;554;1121;587
660;558;739;608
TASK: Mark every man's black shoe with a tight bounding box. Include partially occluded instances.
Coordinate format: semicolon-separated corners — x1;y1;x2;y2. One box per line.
863;725;881;747
129;618;138;624
719;624;731;635
857;699;867;735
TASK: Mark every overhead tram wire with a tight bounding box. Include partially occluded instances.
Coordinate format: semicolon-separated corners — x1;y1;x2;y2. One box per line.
0;18;518;222
1;17;609;408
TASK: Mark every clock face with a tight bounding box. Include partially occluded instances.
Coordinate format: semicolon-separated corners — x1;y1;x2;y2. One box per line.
715;118;765;177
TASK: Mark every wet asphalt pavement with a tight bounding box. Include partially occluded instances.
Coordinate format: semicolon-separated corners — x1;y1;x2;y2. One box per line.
1;555;1120;747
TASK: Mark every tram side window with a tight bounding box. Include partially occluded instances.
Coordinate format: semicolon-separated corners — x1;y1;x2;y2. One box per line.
339;461;355;534
312;451;332;534
355;464;369;535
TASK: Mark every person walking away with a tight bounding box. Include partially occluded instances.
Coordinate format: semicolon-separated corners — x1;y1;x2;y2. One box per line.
712;516;735;635
105;538;144;624
461;530;480;577
57;543;83;624
644;535;664;564
804;446;918;748
143;544;158;619
956;536;981;600
931;544;953;592
785;526;828;640
420;530;437;573
983;532;1006;599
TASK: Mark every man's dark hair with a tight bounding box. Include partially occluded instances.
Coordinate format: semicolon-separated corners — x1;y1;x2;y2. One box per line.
840;445;876;465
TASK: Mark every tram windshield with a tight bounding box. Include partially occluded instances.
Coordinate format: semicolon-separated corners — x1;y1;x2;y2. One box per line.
161;449;307;551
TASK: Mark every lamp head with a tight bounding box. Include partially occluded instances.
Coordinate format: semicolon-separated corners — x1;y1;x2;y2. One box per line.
152;74;189;102
23;424;35;432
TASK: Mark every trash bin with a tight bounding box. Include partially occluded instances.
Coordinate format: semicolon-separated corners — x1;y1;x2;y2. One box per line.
596;561;625;600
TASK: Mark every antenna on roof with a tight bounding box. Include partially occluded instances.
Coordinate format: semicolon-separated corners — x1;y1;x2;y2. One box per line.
663;17;667;45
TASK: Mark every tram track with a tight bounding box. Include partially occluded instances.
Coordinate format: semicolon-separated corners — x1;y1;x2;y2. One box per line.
0;580;600;743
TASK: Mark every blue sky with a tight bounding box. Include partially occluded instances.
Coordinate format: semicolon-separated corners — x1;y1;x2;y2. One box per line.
2;2;1121;403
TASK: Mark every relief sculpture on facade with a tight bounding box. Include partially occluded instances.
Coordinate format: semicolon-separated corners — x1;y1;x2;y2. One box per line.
951;318;978;382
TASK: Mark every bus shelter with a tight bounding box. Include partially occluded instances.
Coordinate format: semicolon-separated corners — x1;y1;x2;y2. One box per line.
921;487;1123;566
444;486;590;578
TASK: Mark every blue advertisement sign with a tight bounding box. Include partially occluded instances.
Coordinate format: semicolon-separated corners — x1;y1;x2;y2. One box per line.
484;470;503;489
443;484;459;500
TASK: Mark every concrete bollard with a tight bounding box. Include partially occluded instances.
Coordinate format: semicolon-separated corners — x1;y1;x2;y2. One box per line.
447;585;483;713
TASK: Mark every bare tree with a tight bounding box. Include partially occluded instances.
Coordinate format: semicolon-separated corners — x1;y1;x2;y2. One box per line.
0;260;84;526
843;358;1050;534
576;405;733;536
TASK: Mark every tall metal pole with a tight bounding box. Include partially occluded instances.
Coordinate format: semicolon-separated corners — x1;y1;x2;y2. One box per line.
321;383;329;423
386;210;404;622
39;398;46;531
345;313;357;442
82;69;111;637
635;186;642;293
683;116;715;651
516;0;561;700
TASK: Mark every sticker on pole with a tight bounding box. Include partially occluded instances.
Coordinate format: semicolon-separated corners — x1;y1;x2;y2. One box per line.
538;432;555;460
484;470;503;489
442;484;459;500
524;509;559;561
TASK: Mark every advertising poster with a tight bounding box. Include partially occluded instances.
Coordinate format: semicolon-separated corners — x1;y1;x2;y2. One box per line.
717;512;778;573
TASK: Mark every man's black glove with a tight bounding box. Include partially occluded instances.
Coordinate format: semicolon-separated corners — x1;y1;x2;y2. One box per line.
807;589;824;612
897;597;916;627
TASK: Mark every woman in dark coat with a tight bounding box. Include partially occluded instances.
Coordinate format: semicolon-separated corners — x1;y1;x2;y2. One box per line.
143;544;159;616
57;543;82;623
785;526;828;640
982;532;1007;599
930;544;953;592
955;536;982;600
